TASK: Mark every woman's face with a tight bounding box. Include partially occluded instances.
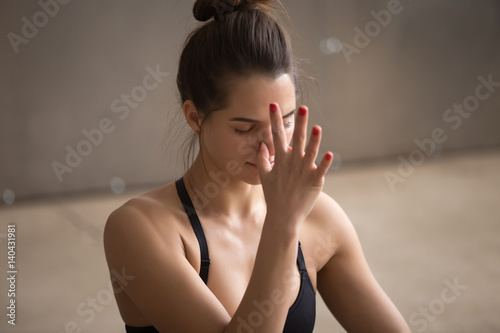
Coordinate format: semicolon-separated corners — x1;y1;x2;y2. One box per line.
200;73;297;185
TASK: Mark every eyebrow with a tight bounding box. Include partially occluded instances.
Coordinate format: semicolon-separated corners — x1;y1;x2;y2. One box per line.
229;109;296;123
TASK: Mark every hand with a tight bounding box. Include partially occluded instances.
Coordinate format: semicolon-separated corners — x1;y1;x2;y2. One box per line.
257;103;333;225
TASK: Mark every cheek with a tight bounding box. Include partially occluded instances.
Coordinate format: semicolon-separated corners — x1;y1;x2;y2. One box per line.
203;128;230;159
213;131;248;161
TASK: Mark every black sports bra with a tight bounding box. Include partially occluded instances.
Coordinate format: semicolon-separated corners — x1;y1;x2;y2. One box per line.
125;177;316;332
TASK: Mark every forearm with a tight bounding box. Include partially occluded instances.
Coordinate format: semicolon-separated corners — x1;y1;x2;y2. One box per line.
224;213;300;333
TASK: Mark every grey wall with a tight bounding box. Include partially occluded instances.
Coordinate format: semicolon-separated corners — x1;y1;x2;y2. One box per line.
1;0;499;200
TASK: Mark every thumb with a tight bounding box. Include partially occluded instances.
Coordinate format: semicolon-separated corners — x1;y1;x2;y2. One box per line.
256;141;272;174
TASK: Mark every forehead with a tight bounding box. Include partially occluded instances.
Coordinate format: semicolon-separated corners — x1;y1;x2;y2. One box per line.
221;74;296;120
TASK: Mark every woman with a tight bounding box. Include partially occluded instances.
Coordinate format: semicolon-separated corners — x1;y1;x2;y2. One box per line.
103;0;411;332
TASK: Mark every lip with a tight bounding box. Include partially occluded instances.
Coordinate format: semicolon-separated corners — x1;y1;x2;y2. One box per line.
247;162;258;169
247;161;275;169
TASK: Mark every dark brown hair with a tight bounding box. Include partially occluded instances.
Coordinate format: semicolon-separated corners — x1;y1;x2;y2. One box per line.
176;0;299;172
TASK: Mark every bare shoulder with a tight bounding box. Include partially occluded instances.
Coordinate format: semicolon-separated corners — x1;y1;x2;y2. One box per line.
103;181;186;262
307;191;356;241
102;181;233;331
308;191;353;230
105;180;182;226
302;191;358;271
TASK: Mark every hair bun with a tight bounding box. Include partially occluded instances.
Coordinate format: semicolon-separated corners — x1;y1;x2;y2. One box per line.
193;0;274;22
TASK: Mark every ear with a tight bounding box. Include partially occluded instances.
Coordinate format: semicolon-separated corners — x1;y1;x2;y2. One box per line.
182;100;203;133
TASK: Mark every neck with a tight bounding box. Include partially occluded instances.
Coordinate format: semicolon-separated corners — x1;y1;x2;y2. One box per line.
183;154;266;221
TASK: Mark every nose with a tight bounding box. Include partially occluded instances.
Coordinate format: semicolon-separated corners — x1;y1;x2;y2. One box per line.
256;126;275;161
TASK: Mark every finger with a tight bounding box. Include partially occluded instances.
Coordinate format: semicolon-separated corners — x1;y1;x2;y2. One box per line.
315;151;333;182
303;125;322;168
291;105;308;161
270;103;287;160
256;141;273;174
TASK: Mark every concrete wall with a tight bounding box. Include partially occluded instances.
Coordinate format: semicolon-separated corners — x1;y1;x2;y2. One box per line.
1;0;499;200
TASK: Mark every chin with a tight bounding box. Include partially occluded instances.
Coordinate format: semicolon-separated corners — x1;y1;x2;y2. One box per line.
245;178;262;186
238;171;262;186
216;161;265;186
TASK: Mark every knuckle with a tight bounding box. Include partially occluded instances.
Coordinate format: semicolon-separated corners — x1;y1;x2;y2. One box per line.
304;149;315;160
295;132;305;142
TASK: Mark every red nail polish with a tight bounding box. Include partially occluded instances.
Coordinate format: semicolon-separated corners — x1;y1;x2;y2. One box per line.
325;152;333;161
299;107;307;116
312;127;320;136
258;142;262;151
270;104;277;113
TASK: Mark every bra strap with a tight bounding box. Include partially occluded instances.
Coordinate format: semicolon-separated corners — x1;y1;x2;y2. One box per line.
297;241;307;273
175;177;210;284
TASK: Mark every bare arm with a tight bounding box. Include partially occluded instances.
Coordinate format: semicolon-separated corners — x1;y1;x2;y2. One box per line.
104;202;301;332
316;195;411;332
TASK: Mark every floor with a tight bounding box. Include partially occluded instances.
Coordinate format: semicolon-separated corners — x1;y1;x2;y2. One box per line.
0;148;499;332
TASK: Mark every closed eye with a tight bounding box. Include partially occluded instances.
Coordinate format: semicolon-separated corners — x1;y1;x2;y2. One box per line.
234;121;294;135
234;128;252;135
231;109;296;135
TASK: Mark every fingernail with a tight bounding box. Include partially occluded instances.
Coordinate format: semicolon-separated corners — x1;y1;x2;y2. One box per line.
312;127;320;136
258;142;262;151
298;106;307;116
270;104;277;113
325;152;333;161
